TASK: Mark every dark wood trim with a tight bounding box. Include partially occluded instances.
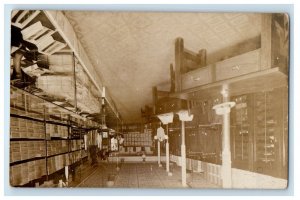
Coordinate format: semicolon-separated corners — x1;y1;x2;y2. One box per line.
175;37;184;92
10;113;44;123
10;156;46;167
170;67;287;101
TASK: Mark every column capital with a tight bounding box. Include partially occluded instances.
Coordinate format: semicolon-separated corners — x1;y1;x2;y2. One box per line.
157;112;174;124
177;110;193;121
213;102;236;115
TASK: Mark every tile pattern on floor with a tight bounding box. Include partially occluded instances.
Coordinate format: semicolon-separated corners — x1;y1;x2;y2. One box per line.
76;162;221;188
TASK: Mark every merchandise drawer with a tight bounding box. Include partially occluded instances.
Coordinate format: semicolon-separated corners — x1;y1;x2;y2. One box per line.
181;65;212;90
215;48;261;81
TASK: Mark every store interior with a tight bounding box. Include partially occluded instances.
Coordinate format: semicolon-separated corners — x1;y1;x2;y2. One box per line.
9;10;289;189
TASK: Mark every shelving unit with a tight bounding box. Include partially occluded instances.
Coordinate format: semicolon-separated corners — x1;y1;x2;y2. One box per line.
10;10;121;129
230;94;254;170
252;88;287;178
10;86;98;187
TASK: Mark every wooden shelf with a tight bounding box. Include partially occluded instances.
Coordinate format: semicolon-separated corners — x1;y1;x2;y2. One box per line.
10;156;46;167
10;138;44;141
170;67;288;100
10;113;44;123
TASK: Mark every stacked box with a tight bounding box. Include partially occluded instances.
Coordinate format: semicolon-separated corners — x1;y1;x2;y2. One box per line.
47;154;67;175
36;75;75;100
10;119;45;139
48;54;73;69
34;159;46;179
10;141;46;163
71;139;81;151
32;122;45;139
10;92;24;108
32;141;45;157
26;120;34;138
10;141;21;162
18;119;27;138
46;123;69;138
10;164;22;186
20;142;29;160
36;73;100;114
69;151;81;164
28;161;35;181
47;140;68;156
20;162;29;185
26;97;44;119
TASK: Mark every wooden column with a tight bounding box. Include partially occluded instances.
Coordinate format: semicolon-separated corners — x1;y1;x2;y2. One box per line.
175;38;184;92
152;87;158;114
170;64;175;93
260;14;272;70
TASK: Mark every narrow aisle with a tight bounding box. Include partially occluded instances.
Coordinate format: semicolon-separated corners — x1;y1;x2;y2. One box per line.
75;162;220;188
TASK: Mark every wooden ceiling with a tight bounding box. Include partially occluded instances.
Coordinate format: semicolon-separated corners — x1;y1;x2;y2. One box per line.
63;11;262;123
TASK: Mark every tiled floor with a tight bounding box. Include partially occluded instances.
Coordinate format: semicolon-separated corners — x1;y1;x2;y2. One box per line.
73;161;220;188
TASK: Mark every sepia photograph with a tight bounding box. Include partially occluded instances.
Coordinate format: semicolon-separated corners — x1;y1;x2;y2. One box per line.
9;9;289;190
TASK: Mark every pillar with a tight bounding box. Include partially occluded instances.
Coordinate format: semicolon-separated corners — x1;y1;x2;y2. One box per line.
221;85;232;188
166;124;172;176
65;165;69;185
181;120;187;187
158;140;162;167
213;85;235;188
177;110;193;187
157;113;174;175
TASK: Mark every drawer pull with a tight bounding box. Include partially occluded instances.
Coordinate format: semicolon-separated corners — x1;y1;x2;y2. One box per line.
192;76;201;81
231;65;240;71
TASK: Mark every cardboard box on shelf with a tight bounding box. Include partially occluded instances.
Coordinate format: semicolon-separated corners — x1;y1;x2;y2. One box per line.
10;129;20;138
10;165;22;186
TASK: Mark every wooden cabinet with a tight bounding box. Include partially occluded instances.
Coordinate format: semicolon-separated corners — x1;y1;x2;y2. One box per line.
181;65;212;90
230;87;288;179
231;94;254;171
253;88;288;178
156;97;188;115
216;49;261;81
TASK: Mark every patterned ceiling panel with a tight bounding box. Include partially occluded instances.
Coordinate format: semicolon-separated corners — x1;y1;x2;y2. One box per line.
64;11;261;123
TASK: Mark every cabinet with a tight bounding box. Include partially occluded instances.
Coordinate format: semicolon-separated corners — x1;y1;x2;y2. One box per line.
181;65;212;90
156;97;188;115
216;49;261;81
230;87;288;178
231;94;254;170
10;86;95;187
253;88;287;178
